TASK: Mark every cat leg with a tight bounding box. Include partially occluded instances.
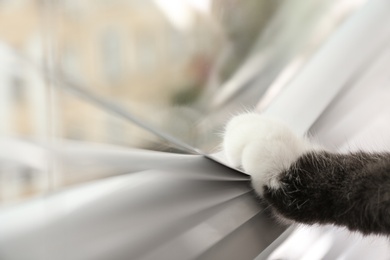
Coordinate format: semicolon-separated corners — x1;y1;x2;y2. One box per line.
264;150;390;235
224;113;390;235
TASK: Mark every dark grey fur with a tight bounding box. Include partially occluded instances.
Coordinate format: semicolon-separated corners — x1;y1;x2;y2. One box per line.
261;151;390;235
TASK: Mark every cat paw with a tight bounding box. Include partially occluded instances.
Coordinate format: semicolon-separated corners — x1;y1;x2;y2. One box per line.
223;113;312;196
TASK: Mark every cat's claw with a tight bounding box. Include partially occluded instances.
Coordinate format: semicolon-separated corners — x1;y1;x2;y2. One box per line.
223;113;312;196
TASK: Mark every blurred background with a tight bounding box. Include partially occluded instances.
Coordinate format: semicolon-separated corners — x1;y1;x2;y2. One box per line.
0;0;367;205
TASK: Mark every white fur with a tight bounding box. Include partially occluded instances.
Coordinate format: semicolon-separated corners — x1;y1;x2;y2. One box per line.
223;113;314;196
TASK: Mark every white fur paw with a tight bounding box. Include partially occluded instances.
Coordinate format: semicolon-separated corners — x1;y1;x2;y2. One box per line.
223;113;313;196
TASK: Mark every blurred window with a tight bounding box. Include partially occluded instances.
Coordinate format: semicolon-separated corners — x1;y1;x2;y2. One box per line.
61;46;81;81
136;33;157;73
101;29;123;84
11;75;25;103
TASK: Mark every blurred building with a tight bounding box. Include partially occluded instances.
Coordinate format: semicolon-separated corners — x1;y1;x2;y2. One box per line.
0;0;222;147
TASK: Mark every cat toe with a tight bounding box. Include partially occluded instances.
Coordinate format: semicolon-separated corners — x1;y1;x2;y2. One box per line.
223;113;311;196
223;113;265;167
